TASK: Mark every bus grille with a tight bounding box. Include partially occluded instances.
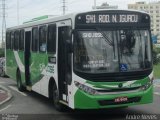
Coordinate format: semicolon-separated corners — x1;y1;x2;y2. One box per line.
97;87;141;93
98;97;141;106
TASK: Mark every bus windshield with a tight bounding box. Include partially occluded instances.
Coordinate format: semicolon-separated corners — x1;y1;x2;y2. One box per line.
74;29;152;74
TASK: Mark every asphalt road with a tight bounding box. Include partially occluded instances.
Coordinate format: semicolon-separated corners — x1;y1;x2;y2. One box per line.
0;77;160;120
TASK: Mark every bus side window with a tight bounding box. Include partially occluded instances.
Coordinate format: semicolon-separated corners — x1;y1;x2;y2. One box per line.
14;30;19;51
65;26;72;41
6;32;11;49
39;26;47;52
11;32;14;50
47;24;56;53
19;30;24;51
32;27;39;52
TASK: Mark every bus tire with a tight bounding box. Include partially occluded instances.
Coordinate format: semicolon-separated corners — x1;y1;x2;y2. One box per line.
53;83;65;111
17;70;25;92
0;70;5;77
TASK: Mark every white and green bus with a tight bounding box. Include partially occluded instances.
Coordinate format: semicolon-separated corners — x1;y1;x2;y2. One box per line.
5;10;154;111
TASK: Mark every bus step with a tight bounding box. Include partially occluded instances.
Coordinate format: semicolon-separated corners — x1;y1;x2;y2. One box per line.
59;100;68;106
26;86;32;91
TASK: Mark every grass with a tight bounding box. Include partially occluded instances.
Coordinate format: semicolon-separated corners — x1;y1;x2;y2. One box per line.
154;63;160;79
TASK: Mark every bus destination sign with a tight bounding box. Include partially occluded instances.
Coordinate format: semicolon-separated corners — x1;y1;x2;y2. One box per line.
86;14;138;24
77;14;141;24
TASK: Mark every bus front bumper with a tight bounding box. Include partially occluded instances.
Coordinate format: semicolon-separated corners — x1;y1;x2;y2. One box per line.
74;85;153;109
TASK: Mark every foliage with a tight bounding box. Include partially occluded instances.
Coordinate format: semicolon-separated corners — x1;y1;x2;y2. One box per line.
154;63;160;79
153;45;160;65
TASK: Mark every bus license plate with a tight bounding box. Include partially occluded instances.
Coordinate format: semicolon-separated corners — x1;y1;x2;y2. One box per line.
114;97;128;103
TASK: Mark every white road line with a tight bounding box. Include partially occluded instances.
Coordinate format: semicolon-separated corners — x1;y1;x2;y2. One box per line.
0;90;5;93
8;86;27;96
0;82;5;84
155;85;160;88
154;92;160;96
0;105;12;112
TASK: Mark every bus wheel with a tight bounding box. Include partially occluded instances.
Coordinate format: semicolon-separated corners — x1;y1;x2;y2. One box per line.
53;84;65;111
17;71;25;92
0;70;5;77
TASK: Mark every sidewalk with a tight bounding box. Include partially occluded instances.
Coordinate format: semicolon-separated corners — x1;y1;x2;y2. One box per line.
0;85;12;106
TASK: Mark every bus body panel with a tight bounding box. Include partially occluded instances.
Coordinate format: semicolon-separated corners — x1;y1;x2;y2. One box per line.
6;50;25;82
74;85;153;109
30;53;48;94
14;51;25;85
72;73;153;109
6;50;17;79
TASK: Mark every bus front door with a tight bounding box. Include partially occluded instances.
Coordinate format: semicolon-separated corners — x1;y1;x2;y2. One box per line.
25;31;31;88
58;26;72;102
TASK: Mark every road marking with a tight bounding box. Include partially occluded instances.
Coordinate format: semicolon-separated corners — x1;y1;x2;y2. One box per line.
154;85;160;88
8;86;27;96
0;89;5;93
0;82;5;84
154;92;160;96
0;105;12;112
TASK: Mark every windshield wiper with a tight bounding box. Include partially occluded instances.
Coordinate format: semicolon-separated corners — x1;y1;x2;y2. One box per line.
95;28;117;59
95;27;113;46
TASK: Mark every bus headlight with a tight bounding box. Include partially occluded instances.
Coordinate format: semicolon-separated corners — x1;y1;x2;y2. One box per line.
74;81;97;95
141;79;153;91
149;72;154;83
141;84;150;91
142;72;154;90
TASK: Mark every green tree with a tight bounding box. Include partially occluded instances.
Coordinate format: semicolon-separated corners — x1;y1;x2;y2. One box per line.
153;45;160;65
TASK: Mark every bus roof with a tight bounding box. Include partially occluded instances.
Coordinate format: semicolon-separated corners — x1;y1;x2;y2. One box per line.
7;13;76;31
7;9;149;31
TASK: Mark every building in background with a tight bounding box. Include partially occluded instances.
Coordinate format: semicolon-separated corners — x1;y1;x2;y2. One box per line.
128;1;160;43
93;2;118;10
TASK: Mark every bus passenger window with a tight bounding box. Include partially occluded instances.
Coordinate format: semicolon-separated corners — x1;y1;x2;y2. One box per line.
39;26;47;52
14;31;19;50
6;32;11;49
11;32;14;50
32;27;39;52
47;24;56;53
19;30;24;50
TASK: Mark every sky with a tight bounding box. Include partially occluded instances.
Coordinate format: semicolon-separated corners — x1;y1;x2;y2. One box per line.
4;0;154;28
0;0;155;31
0;0;152;43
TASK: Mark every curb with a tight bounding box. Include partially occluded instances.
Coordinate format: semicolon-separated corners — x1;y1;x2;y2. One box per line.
0;85;12;106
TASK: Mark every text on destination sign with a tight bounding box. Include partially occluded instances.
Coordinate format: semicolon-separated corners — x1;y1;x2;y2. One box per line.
85;14;138;24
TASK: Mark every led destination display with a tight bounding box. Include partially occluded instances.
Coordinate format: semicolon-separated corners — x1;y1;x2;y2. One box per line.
86;14;138;23
76;11;150;25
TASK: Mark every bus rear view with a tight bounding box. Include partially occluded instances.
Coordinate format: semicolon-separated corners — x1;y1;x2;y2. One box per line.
73;10;153;109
